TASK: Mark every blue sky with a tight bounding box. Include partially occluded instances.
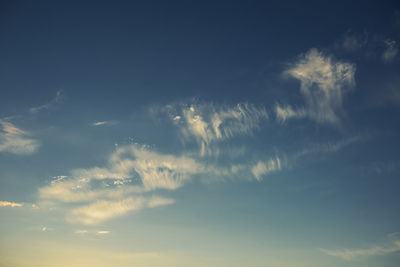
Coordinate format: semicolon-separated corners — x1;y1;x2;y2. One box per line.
1;1;400;266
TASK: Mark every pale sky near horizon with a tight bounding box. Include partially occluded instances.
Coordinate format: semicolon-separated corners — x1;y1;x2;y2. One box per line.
1;1;400;266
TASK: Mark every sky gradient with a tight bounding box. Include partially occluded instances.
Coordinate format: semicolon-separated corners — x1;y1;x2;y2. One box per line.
1;1;400;266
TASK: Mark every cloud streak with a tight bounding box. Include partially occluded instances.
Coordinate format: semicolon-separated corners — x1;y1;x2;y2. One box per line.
320;240;400;260
0;120;40;155
251;157;282;181
67;197;173;225
40;140;282;224
29;89;64;113
167;102;268;156
277;48;355;125
38;101;288;225
0;201;23;207
39;144;204;224
91;120;119;127
295;135;369;158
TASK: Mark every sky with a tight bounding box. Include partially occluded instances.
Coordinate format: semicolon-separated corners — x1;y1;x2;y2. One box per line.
1;1;400;266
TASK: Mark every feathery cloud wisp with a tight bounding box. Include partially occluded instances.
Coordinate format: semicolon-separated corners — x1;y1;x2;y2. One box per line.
320;240;400;260
91;120;119;127
29;89;64;113
168;102;268;156
277;49;356;125
0;201;23;207
39;101;284;225
0;120;40;155
40;140;282;224
67;196;174;225
251;157;282;181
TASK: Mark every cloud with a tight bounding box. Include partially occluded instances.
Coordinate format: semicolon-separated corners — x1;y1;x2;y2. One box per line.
29;89;64;113
39;176;143;203
67;196;173;225
277;49;356;125
40;140;283;224
251;157;282;181
295;135;369;158
0;120;39;155
0;201;23;207
39;144;201;224
75;229;111;235
96;230;110;234
382;39;398;63
275;105;306;122
166;102;268;156
38;100;285;225
91;120;119;127
320;240;400;260
70;144;203;190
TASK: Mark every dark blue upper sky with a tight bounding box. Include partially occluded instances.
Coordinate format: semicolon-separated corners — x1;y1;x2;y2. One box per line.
1;0;399;109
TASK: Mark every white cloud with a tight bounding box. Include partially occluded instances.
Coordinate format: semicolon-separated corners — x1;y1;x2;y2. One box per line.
278;49;355;125
96;230;110;234
0;120;40;155
251;157;282;181
320;240;400;260
69;145;203;190
0;201;23;207
91;120;119;126
39;177;143;203
39;144;202;224
75;229;110;235
67;196;174;225
382;39;398;63
129;146;202;190
169;102;268;156
40;141;283;224
29;89;64;113
67;198;145;225
38;100;285;225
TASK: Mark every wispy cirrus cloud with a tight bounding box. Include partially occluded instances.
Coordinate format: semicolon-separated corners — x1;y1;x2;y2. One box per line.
276;48;356;125
0;201;23;207
251;157;282;182
67;197;173;225
0;120;40;155
39;144;202;224
91;120;119;127
29;89;64;113
165;102;268;156
40;141;281;224
320;239;400;260
39;101;286;225
295;135;369;159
